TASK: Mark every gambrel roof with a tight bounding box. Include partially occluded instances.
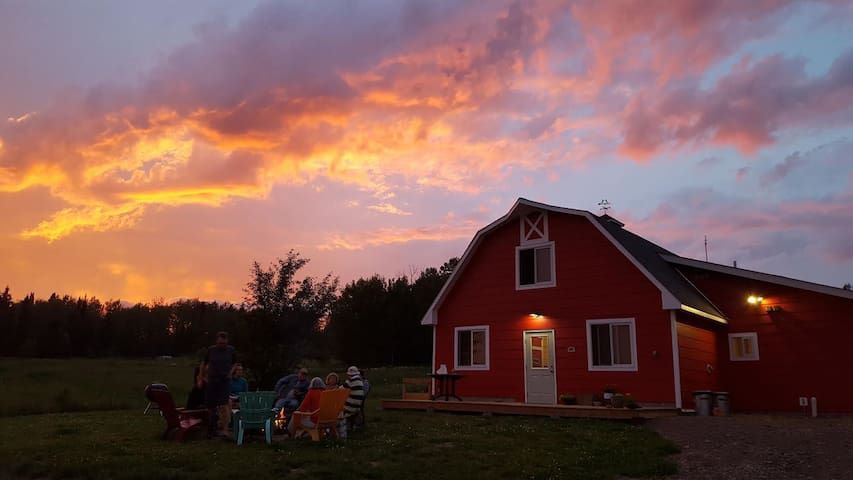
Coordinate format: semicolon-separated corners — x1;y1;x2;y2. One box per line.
422;198;727;325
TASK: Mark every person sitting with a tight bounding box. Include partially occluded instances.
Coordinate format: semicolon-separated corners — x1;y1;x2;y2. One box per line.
325;372;340;389
273;367;310;415
287;377;326;438
186;364;207;409
229;363;248;409
342;366;365;431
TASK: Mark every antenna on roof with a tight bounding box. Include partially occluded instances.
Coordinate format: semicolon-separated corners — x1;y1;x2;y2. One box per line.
704;235;709;262
597;199;611;214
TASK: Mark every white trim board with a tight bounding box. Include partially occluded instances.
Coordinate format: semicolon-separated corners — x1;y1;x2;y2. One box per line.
670;312;682;410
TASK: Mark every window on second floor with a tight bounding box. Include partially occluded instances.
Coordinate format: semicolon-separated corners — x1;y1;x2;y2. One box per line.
516;242;555;289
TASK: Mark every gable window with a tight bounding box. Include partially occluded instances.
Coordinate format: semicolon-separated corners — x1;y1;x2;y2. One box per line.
729;332;759;361
586;318;637;371
520;211;549;245
455;326;489;370
516;242;556;289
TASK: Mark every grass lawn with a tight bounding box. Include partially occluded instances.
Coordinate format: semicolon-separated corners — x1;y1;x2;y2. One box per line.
0;358;678;479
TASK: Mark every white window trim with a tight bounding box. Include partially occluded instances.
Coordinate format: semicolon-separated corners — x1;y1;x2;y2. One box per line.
515;241;557;290
519;211;549;245
454;325;490;371
586;318;638;372
728;332;760;361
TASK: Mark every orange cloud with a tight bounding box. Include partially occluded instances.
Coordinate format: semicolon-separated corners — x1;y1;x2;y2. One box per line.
2;0;850;245
317;221;479;251
20;204;146;242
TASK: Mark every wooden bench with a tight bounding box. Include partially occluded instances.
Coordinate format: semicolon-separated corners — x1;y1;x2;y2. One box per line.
401;377;432;400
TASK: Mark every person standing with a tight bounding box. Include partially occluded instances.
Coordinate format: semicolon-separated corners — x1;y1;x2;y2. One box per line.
342;365;365;432
204;331;236;437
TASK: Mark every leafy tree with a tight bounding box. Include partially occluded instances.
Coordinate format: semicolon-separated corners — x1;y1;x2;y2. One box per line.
843;283;852;291
0;287;14;353
325;257;459;367
240;250;338;387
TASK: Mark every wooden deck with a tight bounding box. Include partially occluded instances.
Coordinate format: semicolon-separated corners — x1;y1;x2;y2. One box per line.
381;399;679;420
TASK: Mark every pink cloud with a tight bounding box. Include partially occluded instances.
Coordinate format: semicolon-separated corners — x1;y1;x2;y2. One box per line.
624;183;853;268
619;48;853;158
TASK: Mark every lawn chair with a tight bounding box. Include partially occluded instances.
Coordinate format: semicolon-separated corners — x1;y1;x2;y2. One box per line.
291;388;350;441
143;383;208;442
234;391;276;446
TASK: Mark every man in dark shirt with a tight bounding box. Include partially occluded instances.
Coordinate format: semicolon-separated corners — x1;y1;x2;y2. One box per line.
204;331;236;437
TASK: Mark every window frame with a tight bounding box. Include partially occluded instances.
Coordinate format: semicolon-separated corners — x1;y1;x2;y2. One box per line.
515;241;556;290
728;332;760;361
586;318;638;372
454;325;490;371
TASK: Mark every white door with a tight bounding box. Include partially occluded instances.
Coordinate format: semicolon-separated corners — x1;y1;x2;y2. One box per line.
524;330;556;404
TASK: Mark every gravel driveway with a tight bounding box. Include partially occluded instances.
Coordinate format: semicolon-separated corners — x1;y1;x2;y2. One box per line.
646;415;853;480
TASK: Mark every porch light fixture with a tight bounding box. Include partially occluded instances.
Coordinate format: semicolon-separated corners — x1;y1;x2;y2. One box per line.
747;295;764;305
529;312;543;319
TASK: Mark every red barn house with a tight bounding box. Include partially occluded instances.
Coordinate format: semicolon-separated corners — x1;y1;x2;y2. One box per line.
422;198;853;413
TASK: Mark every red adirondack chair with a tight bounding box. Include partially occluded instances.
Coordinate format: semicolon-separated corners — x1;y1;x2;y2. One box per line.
144;384;209;441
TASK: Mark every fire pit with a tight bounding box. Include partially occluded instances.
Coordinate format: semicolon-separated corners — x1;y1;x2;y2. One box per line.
273;408;287;434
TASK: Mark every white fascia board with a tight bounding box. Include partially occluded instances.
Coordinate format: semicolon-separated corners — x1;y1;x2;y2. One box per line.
680;304;728;324
420;201;523;326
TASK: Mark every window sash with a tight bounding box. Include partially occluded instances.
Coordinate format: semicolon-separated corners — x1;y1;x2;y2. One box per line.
729;333;759;361
457;328;487;367
588;320;636;370
518;243;554;287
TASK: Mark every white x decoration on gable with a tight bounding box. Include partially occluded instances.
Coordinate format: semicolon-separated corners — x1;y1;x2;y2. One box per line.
519;211;549;245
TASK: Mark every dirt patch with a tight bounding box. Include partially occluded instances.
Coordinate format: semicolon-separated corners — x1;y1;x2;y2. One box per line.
646;415;853;480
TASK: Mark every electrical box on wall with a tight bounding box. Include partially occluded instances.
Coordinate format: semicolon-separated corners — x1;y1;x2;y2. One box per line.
798;397;808;407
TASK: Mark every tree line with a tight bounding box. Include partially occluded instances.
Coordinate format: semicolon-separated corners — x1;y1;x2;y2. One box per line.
0;251;458;387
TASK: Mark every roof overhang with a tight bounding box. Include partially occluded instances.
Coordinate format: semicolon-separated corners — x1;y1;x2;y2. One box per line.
662;255;853;301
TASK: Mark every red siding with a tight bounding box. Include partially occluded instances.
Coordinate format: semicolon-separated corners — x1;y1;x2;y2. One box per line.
434;212;677;405
676;315;723;409
680;267;853;413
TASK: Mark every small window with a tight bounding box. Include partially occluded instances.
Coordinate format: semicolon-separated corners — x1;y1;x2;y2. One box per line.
455;326;489;370
729;332;759;361
586;318;637;371
516;242;555;289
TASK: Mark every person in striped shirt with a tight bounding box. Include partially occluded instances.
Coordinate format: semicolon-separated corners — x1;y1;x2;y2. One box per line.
342;365;365;424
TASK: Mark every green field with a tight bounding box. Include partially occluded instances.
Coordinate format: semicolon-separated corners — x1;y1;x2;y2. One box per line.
0;358;678;479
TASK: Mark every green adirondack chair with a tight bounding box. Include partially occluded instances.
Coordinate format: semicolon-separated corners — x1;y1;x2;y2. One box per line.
234;391;277;446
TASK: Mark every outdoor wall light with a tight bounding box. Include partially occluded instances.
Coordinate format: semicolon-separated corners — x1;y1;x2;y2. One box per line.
529;312;543;319
747;295;764;305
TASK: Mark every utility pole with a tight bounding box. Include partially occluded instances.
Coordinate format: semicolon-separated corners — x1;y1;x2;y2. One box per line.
704;235;709;262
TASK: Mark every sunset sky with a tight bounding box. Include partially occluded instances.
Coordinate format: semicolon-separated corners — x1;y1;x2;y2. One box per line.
1;0;852;304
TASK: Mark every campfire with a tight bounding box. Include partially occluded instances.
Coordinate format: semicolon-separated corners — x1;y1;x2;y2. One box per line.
273;408;287;433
